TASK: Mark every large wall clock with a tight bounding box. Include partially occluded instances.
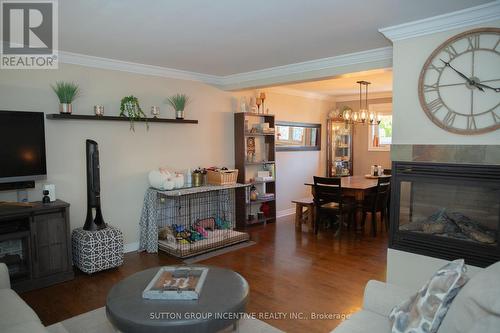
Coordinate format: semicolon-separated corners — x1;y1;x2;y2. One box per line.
418;27;500;135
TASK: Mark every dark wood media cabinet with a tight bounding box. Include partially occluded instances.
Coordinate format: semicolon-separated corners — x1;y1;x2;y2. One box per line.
0;200;74;292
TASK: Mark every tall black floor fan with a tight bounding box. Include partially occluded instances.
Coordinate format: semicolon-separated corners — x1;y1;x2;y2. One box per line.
83;139;107;231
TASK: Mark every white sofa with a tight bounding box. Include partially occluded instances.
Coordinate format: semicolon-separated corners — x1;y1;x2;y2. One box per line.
332;280;414;333
333;261;500;333
0;263;48;333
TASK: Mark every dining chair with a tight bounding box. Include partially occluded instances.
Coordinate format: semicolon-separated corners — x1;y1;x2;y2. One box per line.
312;176;355;237
383;169;392;175
361;177;391;236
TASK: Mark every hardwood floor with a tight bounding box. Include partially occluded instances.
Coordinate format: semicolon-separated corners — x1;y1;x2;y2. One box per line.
20;215;388;333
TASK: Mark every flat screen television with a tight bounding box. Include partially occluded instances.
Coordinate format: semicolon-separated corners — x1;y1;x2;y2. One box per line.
0;111;47;184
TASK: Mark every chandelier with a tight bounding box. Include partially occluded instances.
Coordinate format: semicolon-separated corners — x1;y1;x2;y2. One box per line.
341;81;381;125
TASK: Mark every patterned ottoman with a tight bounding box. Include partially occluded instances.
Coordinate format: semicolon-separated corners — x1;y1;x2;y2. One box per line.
72;225;124;274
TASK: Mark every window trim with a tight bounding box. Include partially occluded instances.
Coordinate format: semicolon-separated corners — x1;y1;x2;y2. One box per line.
367;103;392;152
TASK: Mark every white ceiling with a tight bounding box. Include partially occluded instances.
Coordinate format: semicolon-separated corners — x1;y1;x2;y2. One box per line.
59;0;493;76
276;69;393;98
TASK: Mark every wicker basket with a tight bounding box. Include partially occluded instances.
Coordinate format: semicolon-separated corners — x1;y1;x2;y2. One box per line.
207;169;238;185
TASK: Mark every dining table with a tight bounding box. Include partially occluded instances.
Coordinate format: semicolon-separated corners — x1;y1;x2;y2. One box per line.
305;175;391;231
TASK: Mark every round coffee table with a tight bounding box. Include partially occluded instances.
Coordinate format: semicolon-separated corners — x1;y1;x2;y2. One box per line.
106;265;249;333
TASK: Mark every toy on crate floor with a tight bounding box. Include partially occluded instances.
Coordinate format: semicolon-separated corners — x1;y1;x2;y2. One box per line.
215;217;231;229
196;217;215;230
193;225;208;238
189;228;204;242
158;227;176;243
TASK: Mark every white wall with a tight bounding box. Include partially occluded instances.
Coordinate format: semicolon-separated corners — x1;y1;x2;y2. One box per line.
0;64;330;247
389;20;500;285
392;19;500;145
264;92;331;213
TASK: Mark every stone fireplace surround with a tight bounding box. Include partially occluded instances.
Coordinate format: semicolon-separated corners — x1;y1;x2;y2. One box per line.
390;145;500;268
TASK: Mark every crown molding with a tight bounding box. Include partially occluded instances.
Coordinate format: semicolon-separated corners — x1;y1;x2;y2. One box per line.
59;51;223;85
379;1;500;42
54;47;392;91
219;47;393;90
335;91;392;102
267;87;336;102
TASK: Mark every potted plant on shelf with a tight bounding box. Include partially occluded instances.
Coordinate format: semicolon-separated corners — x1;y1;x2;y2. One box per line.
166;93;190;119
120;95;148;131
52;81;80;114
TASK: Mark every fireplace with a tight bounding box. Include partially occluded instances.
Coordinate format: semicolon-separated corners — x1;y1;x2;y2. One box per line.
389;161;500;267
0;217;31;282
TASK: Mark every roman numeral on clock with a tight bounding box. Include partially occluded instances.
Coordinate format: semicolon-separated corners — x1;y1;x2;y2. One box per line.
427;98;444;114
466;35;480;50
492;111;500;124
494;37;500;50
466;116;477;130
443;111;456;127
424;83;438;92
429;63;445;74
443;45;458;59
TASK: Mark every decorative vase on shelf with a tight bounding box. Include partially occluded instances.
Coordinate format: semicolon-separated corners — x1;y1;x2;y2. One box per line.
94;105;104;116
176;110;184;119
240;97;248;113
52;81;80;115
59;103;72;114
151;106;160;118
166;93;190;120
249;97;257;113
250;185;258;201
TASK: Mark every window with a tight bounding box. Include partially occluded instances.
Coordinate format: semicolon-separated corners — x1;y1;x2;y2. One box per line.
277;125;290;141
291;127;304;142
368;103;392;152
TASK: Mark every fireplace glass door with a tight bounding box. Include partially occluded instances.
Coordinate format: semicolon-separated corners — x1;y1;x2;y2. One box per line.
399;180;498;245
390;162;500;267
0;218;31;282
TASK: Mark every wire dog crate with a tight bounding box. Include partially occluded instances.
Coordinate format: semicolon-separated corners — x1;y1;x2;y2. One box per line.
155;185;249;258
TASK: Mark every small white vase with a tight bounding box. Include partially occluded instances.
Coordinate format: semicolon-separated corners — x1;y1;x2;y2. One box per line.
59;103;72;114
176;110;184;119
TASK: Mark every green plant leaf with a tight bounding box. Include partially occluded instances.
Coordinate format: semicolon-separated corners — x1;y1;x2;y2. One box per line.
51;81;80;103
119;95;148;131
166;93;190;111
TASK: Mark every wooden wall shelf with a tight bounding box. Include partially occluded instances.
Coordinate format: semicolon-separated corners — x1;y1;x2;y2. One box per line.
46;114;198;124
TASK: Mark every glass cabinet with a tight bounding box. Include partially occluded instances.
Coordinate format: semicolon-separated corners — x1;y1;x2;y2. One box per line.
327;118;353;177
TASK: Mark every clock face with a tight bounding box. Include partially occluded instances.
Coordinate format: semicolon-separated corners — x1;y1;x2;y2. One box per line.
418;28;500;134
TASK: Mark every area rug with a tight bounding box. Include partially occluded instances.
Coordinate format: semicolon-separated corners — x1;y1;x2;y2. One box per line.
46;306;283;333
182;240;256;264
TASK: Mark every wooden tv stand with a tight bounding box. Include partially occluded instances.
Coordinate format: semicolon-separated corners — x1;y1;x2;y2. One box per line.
0;200;74;292
0;201;36;207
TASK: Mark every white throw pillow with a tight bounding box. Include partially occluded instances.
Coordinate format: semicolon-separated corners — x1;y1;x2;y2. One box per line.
389;259;469;333
438;261;500;333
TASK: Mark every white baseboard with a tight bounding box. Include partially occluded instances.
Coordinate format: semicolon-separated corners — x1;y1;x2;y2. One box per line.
277;208;295;219
124;241;140;253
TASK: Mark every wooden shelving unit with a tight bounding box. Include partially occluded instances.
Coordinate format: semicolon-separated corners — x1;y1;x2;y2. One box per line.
234;112;276;228
46;113;198;124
